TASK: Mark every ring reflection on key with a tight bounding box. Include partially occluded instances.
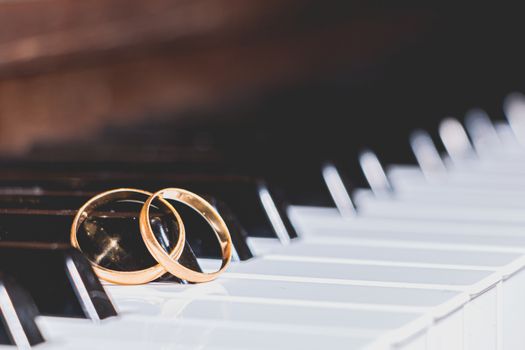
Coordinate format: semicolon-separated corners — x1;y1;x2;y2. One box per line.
71;188;186;285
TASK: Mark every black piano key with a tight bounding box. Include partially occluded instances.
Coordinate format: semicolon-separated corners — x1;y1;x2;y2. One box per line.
0;205;207;283
0;242;117;320
0;194;254;261
0;209;177;272
0;206;188;277
0;210;74;243
0;118;341;208
157;242;202;284
210;198;253;260
257;180;298;240
0;208;204;284
0;272;45;347
0;193;89;209
0;173;297;241
156;177;297;241
177;242;202;273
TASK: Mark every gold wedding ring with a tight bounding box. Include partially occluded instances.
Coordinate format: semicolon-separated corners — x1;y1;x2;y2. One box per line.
71;188;186;284
140;188;232;283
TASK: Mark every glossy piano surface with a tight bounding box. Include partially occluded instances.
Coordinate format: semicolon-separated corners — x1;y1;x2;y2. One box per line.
25;175;525;349
2;3;525;349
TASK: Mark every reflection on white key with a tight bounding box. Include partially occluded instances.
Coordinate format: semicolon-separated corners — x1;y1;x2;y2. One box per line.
439;117;475;164
495;121;522;150
465;108;501;156
321;162;356;217
409;130;447;180
504;91;525;145
258;185;291;245
359;150;392;198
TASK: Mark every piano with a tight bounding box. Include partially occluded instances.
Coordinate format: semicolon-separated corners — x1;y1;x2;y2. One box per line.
1;2;525;349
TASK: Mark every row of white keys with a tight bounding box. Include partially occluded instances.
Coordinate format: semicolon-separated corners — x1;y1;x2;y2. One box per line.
288;135;525;348
36;218;525;350
356;165;525;222
34;182;525;350
34;249;458;350
360;142;525;348
305;96;525;348
32;230;487;350
288;208;525;350
32;238;431;350
285;235;523;348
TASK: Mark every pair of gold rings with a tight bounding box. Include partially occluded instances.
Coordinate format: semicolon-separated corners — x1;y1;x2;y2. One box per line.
70;188;232;285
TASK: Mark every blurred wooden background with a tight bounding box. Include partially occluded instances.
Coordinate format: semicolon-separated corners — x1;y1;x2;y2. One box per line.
0;0;428;153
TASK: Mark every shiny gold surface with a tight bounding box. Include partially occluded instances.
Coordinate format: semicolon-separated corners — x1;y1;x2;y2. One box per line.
140;188;232;283
71;188;186;285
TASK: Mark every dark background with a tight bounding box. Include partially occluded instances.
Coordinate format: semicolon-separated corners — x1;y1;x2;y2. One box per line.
145;4;525;193
3;2;525;205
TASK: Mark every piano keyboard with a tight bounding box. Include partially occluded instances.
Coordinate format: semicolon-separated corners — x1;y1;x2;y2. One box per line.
4;96;525;349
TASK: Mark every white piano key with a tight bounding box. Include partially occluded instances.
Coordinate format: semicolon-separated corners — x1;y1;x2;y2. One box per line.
386;164;525;191
392;330;427;350
103;254;500;350
227;259;495;289
393;182;525;200
389;164;525;187
322;162;357;217
246;237;283;256
286;215;520;348
494;120;522;151
359;149;393;198
133;299;420;330
439;117;476;165
365;315;431;350
503;92;525;146
289;206;525;239
296;228;525;253
301;237;524;259
464;286;498;350
291;212;525;248
501;267;525;349
290;209;525;247
262;241;521;268
357;198;525;226
107;279;462;309
362;275;499;350
465;108;501;156
37;316;377;350
113;291;430;316
355;186;525;211
409;129;447;180
426;307;463;350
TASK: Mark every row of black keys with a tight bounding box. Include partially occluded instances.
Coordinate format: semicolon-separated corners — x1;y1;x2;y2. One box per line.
0;243;115;346
0;167;305;346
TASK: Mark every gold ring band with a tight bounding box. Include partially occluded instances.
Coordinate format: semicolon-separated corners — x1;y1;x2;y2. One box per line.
139;188;232;283
71;188;186;284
